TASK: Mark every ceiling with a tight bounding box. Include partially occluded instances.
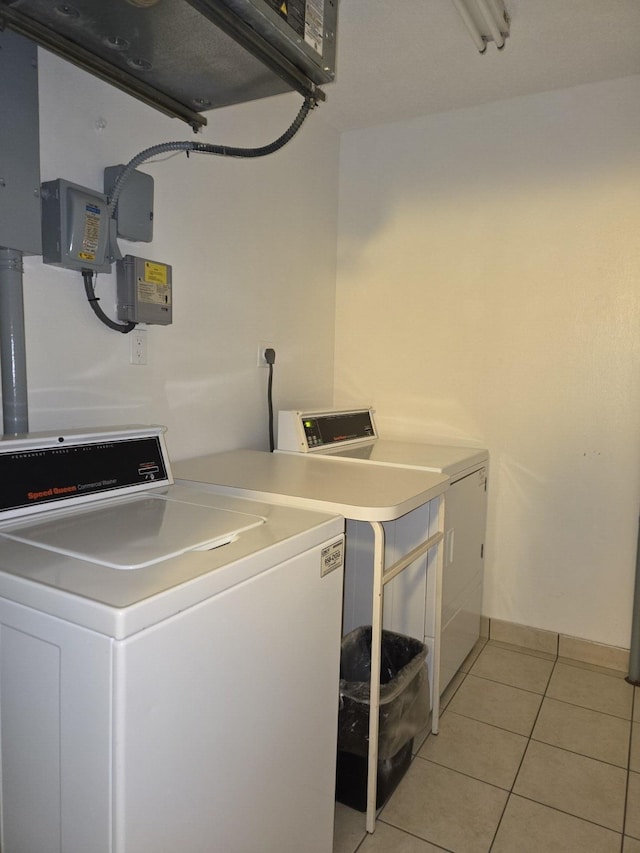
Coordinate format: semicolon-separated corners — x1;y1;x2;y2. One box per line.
319;0;640;131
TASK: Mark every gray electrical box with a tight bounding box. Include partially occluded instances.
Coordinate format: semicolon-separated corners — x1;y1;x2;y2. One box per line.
117;255;172;326
104;166;154;243
41;179;111;273
0;30;42;254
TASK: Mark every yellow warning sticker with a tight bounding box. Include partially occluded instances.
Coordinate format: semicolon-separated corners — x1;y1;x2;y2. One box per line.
280;1;287;13
78;251;96;261
144;261;167;285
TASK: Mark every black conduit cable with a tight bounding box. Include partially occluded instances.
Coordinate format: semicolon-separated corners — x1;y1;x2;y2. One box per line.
82;270;136;334
102;99;312;333
109;97;315;217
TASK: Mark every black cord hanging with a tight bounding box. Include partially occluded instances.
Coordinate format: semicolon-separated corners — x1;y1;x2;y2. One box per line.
264;348;276;451
82;270;136;334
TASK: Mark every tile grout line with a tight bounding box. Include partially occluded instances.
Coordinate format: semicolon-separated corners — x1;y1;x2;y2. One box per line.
528;656;632;771
410;752;519;795
502;651;636;847
557;656;630;680
462;671;553;698
357;648;483;852
375;815;454;852
487;636;628;679
487;652;559;852
621;686;638;852
445;645;633;849
351;661;478;852
435;706;530;740
527;733;631;772
537;693;634;724
509;791;626;838
339;643;634;853
488;639;557;663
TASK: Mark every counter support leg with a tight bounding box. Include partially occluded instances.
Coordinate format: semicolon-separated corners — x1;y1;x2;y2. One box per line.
431;495;445;734
365;521;385;834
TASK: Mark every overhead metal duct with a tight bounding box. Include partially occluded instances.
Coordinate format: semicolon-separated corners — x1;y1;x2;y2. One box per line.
0;0;338;131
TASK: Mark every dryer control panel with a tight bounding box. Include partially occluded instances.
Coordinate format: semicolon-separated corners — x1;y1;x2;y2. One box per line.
277;407;377;453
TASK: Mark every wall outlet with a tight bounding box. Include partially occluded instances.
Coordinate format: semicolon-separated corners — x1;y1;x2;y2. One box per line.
130;329;147;365
257;341;275;368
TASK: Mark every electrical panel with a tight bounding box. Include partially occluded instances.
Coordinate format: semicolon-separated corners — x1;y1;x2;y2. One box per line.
41;179;111;273
117;255;172;326
104;166;154;243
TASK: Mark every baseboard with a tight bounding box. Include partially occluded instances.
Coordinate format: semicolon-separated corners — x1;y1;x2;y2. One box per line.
558;634;629;673
489;618;558;656
488;618;629;672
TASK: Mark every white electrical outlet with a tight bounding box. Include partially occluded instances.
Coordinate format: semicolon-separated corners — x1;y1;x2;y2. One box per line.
257;341;275;368
130;329;147;365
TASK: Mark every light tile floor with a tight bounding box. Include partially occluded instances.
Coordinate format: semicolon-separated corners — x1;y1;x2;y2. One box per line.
334;639;639;853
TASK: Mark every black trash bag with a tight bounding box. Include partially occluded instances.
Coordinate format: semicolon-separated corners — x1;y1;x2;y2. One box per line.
337;626;430;760
335;738;414;812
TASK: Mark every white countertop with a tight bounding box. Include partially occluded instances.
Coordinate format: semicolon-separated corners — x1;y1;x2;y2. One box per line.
174;449;449;521
325;440;489;478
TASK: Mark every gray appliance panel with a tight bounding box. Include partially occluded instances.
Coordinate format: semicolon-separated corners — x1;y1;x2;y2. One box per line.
2;0;336;128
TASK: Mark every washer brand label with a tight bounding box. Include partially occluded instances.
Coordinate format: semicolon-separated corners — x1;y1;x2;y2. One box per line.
27;485;77;501
321;539;343;576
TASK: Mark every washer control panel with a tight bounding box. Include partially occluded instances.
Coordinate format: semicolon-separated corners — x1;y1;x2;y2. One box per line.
0;426;172;520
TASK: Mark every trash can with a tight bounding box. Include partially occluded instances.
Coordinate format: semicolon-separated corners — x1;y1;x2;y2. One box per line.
335;626;430;811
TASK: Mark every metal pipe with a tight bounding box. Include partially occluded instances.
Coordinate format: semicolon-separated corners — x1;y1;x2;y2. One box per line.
0;248;29;434
627;515;640;685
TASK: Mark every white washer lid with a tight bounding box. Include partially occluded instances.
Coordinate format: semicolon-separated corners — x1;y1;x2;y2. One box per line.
0;492;265;569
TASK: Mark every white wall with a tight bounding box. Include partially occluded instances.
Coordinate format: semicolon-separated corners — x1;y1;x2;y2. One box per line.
12;49;640;648
24;50;339;460
334;77;640;648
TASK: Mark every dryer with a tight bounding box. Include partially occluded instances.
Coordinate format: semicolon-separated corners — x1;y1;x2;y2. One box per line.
0;425;344;853
278;407;489;692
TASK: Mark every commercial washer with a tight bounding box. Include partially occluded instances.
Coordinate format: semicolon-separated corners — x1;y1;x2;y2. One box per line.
0;425;344;853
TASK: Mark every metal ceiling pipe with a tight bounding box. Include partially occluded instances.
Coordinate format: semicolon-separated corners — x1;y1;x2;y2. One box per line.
0;248;29;434
627;516;640;685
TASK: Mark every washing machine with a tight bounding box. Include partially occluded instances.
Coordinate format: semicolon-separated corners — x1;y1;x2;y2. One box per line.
0;425;344;853
278;407;488;691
